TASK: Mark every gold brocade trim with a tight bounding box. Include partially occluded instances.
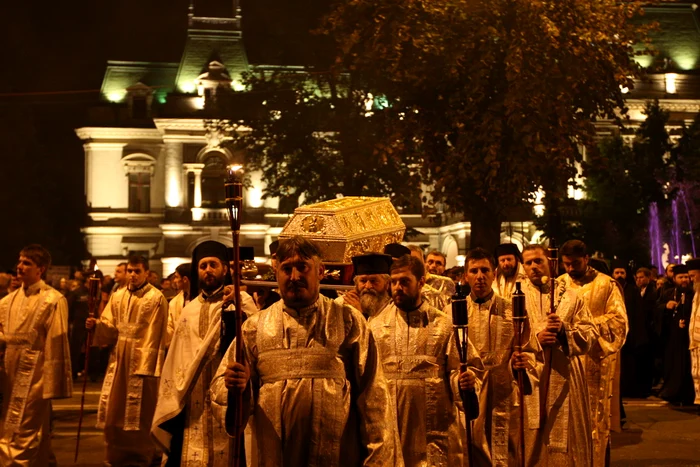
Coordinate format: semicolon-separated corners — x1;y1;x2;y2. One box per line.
3;349;39;433
383;368;445;380
97;360;116;429
117;322;141;339
124;344;144;431
381;355;446;380
256;349;346;384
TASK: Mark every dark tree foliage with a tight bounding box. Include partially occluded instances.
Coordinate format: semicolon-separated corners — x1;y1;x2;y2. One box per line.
576;101;670;265
220;73;424;213
324;0;651;251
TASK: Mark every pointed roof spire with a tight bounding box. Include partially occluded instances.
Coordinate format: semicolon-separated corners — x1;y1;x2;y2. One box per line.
176;0;248;93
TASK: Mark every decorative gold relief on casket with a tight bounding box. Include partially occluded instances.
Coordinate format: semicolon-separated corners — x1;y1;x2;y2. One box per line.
279;197;406;264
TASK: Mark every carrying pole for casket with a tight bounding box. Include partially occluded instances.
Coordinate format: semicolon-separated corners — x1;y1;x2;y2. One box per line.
539;242;558;429
224;165;245;467
450;283;479;467
74;270;101;462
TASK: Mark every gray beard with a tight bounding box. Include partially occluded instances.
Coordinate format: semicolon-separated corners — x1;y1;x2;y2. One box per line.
360;292;389;317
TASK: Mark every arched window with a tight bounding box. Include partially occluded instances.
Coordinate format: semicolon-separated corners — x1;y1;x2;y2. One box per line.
201;152;228;208
123;154;156;213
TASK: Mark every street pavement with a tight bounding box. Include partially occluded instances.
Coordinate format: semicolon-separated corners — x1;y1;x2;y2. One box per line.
50;386;700;466
52;380;104;467
612;397;700;467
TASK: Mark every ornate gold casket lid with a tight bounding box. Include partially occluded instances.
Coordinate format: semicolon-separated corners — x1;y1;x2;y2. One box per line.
278;197;406;263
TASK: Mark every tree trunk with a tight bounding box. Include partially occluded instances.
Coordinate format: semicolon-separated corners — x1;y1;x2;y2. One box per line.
469;198;502;254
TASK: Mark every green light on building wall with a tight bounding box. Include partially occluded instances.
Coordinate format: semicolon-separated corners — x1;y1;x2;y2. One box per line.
107;90;126;103
672;53;697;71
180;82;197;94
634;55;653;68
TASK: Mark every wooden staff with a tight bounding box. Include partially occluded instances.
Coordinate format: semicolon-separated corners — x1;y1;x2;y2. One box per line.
451;282;479;467
539;244;558;428
74;271;101;462
512;281;531;467
224;165;245;467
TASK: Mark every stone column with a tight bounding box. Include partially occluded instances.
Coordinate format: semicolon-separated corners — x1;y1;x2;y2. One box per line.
193;167;203;208
164;142;183;208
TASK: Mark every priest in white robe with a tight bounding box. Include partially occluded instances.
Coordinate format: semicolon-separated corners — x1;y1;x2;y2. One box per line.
558;240;627;466
0;245;72;466
87;255;168;466
520;245;597;466
152;241;257;466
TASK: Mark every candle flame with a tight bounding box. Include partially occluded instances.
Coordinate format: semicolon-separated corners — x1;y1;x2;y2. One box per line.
229;164;243;173
541;275;549;285
93;264;99;272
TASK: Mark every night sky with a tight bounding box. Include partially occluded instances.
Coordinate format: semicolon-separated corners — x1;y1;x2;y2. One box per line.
0;0;328;272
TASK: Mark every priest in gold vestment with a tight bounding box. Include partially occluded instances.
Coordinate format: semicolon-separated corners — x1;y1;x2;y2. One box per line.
521;245;597;466
370;254;483;466
463;248;542;467
386;243;451;311
425;250;457;297
87;255;169;466
337;253;393;319
690;282;700;404
0;245;72;466
492;243;528;299
152;241;257;466
559;240;627;467
211;236;401;466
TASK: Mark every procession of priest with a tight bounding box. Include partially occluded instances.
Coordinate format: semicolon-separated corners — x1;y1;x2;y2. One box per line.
4;233;700;466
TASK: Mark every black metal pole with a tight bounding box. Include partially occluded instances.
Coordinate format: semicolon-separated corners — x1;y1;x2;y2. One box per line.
451;283;478;466
224;165;245;467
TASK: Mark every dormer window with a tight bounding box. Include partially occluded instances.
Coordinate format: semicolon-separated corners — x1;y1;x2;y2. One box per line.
195;61;232;106
126;82;154;119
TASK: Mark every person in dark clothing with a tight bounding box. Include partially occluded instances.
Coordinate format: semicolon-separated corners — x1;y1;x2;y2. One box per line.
67;277;90;380
657;265;695;405
636;267;659;393
658;263;677;295
589;257;611;275
614;261;650;398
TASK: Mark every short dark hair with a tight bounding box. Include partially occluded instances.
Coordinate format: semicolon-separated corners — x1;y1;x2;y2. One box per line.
175;262;191;280
465;247;495;269
560;240;588;258
426;250;446;262
636;267;651;278
19;244;51;278
127;255;150;271
116;262;128;269
19;244;52;269
390;254;425;280
276;236;323;263
522;244;548;256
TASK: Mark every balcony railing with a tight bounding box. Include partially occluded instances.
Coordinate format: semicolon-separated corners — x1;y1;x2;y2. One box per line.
191;207;229;222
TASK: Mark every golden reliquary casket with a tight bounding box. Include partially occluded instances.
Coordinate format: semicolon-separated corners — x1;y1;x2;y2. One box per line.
278;197;406;286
